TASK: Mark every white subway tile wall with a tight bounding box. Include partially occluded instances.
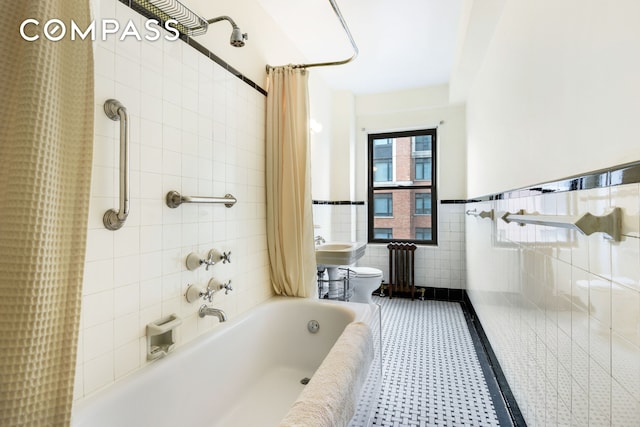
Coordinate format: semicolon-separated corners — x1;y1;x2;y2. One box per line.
466;185;640;425
77;1;271;401
313;202;466;289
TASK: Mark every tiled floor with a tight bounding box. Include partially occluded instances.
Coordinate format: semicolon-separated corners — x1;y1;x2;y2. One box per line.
351;296;515;426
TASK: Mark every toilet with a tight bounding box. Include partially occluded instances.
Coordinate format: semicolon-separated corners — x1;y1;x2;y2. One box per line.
348;267;383;304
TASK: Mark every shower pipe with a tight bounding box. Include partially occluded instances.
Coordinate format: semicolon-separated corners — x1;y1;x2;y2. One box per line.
265;0;358;72
103;99;130;231
165;191;237;208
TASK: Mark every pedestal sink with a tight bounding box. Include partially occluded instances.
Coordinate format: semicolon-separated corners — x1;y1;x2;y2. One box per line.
316;241;367;282
315;241;366;266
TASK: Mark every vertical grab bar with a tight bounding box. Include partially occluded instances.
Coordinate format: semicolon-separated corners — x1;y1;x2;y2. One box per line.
103;99;130;230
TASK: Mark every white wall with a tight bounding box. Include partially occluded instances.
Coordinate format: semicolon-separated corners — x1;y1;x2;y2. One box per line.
309;74;334;201
330;91;357;201
310;84;468;204
356;84;467;201
465;0;640;198
463;0;640;424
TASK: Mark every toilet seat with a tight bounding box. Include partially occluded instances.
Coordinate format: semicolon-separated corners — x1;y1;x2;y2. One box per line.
350;267;382;278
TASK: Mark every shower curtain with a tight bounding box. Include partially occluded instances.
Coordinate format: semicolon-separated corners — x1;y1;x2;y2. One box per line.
0;2;94;425
266;67;317;297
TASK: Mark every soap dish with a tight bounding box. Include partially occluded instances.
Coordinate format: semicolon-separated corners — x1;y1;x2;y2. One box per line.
146;314;182;360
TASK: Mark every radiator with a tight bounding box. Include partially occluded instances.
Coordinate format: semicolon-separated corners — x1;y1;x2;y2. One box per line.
387;242;417;300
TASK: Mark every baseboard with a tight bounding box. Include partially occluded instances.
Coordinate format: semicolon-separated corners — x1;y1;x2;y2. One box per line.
373;285;465;302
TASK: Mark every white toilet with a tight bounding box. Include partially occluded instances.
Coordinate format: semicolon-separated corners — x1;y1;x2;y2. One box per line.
348;267;383;304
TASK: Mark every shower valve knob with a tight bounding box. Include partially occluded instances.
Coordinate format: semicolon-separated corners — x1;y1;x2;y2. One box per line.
220;280;233;295
204;250;217;271
222;251;231;264
202;286;215;302
186;251;215;271
185;284;215;303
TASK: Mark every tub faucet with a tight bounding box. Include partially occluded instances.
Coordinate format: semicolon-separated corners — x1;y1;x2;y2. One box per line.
315;235;325;246
198;305;227;322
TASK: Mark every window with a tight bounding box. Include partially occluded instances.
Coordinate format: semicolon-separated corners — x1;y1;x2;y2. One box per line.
413;135;432;153
374;228;393;239
415;193;431;215
415;227;432;240
373;138;393;182
415;157;432;181
368;128;437;244
373;160;392;182
374;193;393;217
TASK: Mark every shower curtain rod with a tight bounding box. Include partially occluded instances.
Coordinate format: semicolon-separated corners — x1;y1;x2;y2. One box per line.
265;0;358;72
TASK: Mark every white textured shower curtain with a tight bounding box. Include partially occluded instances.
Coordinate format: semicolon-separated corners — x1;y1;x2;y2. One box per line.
266;67;317;297
0;1;94;425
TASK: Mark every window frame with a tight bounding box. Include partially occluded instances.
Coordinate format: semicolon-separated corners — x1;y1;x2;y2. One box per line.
367;128;438;245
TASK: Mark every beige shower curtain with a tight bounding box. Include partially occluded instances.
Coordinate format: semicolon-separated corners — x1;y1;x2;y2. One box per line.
0;2;94;425
266;67;317;297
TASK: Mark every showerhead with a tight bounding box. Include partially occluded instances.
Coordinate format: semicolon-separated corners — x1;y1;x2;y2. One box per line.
230;27;248;47
206;15;248;48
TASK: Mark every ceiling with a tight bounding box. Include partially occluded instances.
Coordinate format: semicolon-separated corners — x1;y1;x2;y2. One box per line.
256;0;466;94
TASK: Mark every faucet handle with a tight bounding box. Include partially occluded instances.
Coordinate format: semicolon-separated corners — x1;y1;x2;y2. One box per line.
185;283;215;303
202;286;215;302
204;250;218;271
205;278;224;301
205;249;231;268
186;251;216;271
219;280;233;295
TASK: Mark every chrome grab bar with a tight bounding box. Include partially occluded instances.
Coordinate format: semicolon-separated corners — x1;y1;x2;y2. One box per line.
165;191;237;208
103;99;130;230
501;207;621;241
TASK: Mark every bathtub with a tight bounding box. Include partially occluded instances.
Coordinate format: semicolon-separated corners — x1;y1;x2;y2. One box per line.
72;297;380;427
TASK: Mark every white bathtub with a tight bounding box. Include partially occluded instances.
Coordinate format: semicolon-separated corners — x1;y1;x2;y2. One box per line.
72;297;380;427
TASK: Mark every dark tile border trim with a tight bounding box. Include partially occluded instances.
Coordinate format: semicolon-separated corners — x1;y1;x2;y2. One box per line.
312;200;366;205
183;37;267;96
118;0;267;96
461;292;527;427
424;286;465;301
314;199;467;207
468;159;640;202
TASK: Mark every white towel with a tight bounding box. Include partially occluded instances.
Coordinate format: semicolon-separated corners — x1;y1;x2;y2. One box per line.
280;321;374;427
